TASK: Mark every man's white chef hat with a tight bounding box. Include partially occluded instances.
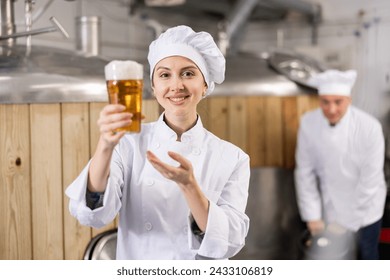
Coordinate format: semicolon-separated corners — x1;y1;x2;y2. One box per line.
308;69;357;96
147;25;225;96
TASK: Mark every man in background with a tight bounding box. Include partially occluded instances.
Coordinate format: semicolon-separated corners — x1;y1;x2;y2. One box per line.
294;69;387;259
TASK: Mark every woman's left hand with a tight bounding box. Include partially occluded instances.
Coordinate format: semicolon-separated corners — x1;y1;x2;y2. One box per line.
146;150;195;190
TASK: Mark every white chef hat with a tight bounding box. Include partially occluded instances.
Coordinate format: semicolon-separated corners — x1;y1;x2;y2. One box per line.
147;25;225;96
308;69;357;96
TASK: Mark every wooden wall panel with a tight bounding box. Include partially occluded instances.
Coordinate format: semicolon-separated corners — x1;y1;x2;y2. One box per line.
228;97;247;151
197;98;210;129
143;99;161;123
88;102;117;236
89;102;106;155
264;97;283;166
62;103;92;260
247;96;266;167
282;97;299;169
30;104;63;259
0;95;318;260
0;104;32;259
207;97;228;140
296;95;318;121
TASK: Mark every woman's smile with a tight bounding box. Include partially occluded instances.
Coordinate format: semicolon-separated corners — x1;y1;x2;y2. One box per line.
168;94;190;104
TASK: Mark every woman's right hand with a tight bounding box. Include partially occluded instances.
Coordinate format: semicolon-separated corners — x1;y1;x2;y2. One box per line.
97;104;132;148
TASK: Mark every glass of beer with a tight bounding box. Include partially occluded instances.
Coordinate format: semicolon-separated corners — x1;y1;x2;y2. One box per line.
104;60;143;133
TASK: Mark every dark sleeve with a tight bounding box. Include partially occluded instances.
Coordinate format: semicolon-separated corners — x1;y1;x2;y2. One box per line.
86;189;105;210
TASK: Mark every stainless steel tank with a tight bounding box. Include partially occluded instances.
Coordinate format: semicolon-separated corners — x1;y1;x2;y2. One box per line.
0;44;152;104
232;167;305;260
214;51;316;97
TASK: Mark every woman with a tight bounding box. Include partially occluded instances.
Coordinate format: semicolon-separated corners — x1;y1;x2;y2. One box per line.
66;25;250;260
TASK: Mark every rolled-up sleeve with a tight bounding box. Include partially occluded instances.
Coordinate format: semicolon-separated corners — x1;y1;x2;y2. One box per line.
189;152;250;259
65;149;124;228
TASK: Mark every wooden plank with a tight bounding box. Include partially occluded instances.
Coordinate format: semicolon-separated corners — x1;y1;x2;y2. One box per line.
30;104;63;259
197;97;210;129
0;104;32;259
309;94;319;110
228;96;247;152
282;97;299;169
297;95;316;120
89;102;107;156
89;102;117;236
62;103;92;260
246;96;266;167
207;97;228;140
142;99;160;123
264;96;284;166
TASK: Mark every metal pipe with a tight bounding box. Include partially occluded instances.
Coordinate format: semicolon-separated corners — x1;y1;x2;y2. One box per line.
0;0;16;47
226;0;258;39
0;16;69;40
219;0;322;54
219;0;258;55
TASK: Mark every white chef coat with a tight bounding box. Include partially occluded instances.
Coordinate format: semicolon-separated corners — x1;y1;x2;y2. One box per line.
294;106;386;231
66;113;250;259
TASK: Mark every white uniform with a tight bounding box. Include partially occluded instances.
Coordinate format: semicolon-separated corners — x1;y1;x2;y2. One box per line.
295;106;386;231
66;114;250;259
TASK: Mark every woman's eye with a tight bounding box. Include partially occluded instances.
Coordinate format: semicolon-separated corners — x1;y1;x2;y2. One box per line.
182;71;194;77
159;72;169;78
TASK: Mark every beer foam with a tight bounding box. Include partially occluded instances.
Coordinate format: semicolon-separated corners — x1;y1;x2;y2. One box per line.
105;60;143;80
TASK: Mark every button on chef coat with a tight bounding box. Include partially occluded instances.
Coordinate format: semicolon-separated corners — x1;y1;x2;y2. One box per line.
294;106;386;231
66;113;250;259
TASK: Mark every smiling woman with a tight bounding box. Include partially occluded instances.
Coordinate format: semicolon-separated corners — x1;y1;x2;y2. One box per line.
152;56;206;135
65;25;251;260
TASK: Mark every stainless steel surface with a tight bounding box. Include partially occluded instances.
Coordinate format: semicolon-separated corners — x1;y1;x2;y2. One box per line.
233;167;305;260
213;52;313;96
301;228;357;260
84;229;117;260
0;0;315;104
267;49;327;89
0;44;154;103
0;48;310;103
0;0;115;104
0;44;108;103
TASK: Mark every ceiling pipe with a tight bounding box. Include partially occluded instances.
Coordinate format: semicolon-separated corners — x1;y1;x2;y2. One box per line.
218;0;321;55
218;0;258;56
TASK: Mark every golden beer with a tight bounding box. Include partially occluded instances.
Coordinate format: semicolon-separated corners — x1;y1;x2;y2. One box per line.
105;60;143;133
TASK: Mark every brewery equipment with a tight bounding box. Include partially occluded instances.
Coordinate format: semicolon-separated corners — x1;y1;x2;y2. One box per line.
0;0;107;103
2;0;388;260
0;0;152;104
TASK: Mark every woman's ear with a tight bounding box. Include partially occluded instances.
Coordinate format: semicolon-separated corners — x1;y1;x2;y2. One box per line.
203;83;208;97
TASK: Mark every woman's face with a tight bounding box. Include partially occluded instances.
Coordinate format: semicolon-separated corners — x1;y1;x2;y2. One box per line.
152;56;207;120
